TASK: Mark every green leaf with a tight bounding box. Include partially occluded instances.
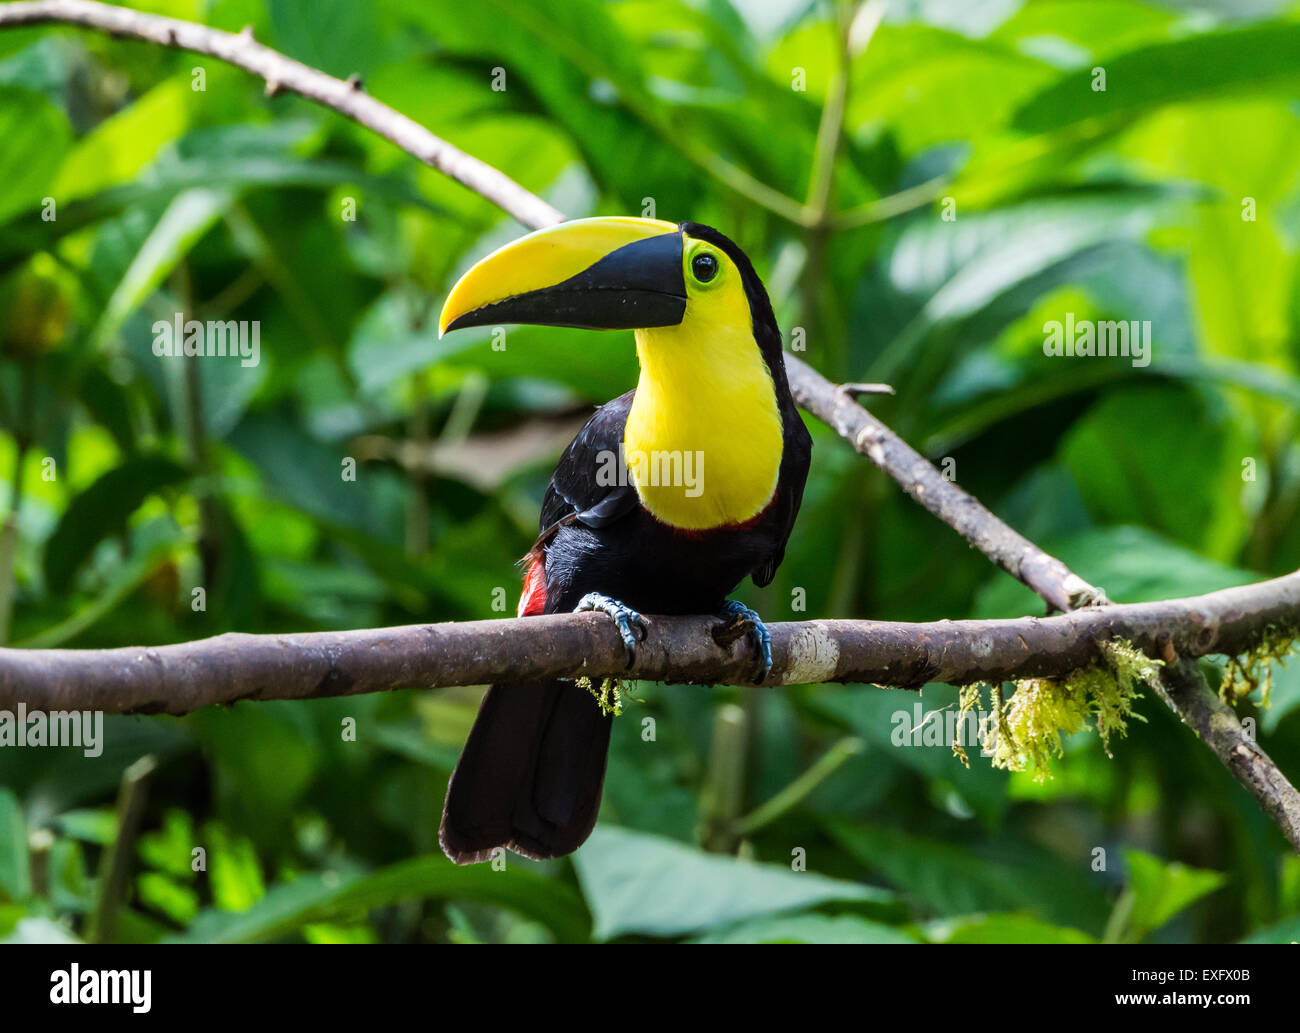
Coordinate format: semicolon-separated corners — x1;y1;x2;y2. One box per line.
864;189;1174;385
137;873;199;925
268;0;386;79
190;704;321;844
167;857;591;943
1013;22;1300;133
826;819;1109;932
206;825;266;913
924;912;1097;944
1120;848;1226;942
0;86;71;223
55;808;118;846
0;151;445;272
0;717;188;814
1241;913;1300;944
49;838;90;912
226;413;381;533
90;187;234;352
691;912;919;944
51;78;192;203
992;0;1176;59
20;521;184;648
42;455;190;594
401;0;701;214
138;809;199;880
1060;383;1252;560
847;23;1055;156
572;825;893;941
0;790;30;903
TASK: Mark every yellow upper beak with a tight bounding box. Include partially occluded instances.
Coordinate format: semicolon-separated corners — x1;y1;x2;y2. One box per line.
438;216;683;337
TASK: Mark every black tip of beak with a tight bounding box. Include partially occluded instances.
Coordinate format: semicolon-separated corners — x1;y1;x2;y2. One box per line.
448;231;687;333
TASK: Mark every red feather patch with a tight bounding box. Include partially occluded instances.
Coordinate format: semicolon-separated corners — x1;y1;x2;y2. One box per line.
518;556;547;617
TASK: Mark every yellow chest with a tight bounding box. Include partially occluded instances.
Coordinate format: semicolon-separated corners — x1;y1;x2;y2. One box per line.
624;322;784;531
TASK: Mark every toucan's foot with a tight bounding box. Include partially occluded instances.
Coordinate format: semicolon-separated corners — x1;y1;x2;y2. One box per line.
575;592;647;668
718;600;773;682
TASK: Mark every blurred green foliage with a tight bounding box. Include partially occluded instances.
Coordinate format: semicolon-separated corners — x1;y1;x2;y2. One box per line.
1;0;1299;944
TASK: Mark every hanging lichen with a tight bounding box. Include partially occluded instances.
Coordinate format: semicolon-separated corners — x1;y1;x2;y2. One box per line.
951;682;984;768
1219;628;1297;709
972;639;1153;781
576;675;626;717
1093;639;1161;748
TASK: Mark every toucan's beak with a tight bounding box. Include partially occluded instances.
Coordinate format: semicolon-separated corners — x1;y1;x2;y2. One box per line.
438;217;685;337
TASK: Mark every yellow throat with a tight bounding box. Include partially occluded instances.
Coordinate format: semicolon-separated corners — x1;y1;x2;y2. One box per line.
624;310;784;531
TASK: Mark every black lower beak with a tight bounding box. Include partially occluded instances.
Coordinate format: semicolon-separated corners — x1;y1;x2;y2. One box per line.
443;231;686;333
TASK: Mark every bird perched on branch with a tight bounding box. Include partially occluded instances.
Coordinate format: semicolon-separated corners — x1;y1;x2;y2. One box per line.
436;217;811;863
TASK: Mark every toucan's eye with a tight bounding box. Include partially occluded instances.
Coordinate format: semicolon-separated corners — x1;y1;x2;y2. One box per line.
691;252;718;283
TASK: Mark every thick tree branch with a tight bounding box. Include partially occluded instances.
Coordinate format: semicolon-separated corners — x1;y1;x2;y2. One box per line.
1;572;1295;714
2;0;1297;847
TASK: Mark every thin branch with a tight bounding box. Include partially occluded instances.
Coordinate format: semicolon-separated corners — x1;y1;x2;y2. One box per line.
1146;658;1300;849
803;1;855;217
829;174;950;230
2;572;1295;713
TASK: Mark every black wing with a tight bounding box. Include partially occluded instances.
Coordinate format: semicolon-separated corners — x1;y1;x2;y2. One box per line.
752;409;812;587
537;390;640;540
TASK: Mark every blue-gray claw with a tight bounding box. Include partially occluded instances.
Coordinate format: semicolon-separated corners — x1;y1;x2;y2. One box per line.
576;592;647;667
719;600;773;682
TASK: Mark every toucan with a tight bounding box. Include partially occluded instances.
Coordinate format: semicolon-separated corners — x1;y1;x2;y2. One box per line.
436;217;811;863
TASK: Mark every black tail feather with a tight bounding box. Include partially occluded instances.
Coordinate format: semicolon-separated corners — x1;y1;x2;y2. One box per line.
439;680;612;864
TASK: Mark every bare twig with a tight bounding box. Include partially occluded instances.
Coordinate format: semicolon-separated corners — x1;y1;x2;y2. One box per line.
838;382;896;397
